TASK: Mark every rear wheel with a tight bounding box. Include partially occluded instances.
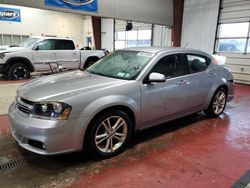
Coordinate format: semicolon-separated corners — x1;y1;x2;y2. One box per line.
204;87;227;118
86;110;132;158
84;57;99;68
7;63;30;80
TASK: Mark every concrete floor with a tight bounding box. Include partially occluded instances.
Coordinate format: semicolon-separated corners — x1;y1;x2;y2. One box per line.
0;81;249;188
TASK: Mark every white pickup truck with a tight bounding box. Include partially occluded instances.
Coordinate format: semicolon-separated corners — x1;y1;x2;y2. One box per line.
0;36;107;80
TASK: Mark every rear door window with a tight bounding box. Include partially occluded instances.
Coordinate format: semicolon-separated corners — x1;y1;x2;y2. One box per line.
186;54;210;73
55;39;75;50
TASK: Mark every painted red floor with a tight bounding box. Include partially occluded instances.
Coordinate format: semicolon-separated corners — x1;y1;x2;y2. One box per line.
0;84;249;188
69;84;250;188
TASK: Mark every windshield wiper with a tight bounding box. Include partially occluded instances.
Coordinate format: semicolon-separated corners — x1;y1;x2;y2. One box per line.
87;69;127;80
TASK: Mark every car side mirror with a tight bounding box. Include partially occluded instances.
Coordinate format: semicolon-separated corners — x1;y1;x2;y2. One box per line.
33;45;39;50
147;72;166;83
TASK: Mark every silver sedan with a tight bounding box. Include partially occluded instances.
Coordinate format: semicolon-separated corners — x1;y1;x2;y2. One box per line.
8;47;234;158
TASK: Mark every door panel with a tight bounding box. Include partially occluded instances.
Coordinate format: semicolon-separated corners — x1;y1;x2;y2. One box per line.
140;53;189;125
54;39;80;70
185;72;212;110
32;39;57;72
141;77;188;124
32;51;57;72
185;54;213;110
55;50;80;70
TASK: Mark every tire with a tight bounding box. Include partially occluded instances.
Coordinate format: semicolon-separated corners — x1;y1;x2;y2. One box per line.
204;87;227;118
7;63;30;80
86;110;133;158
84;57;99;68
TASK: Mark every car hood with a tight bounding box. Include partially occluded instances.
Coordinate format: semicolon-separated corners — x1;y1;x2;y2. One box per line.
18;70;129;101
0;45;9;51
0;46;27;53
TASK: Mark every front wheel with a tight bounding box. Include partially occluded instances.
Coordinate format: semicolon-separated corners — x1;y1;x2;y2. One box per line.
86;110;132;158
204;87;227;118
7;63;30;80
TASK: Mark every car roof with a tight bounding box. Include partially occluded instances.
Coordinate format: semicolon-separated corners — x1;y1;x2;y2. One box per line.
29;36;73;41
121;46;210;56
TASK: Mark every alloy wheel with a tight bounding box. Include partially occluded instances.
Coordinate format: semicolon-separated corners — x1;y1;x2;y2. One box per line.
94;116;128;154
212;90;226;115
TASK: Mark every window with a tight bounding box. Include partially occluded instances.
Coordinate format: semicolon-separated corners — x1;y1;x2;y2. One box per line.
115;29;152;50
248;40;250;53
37;39;55;50
187;55;209;73
216;22;250;53
3;34;11;45
150;54;188;79
87;51;153;80
55;40;75;50
0;34;29;45
12;35;21;45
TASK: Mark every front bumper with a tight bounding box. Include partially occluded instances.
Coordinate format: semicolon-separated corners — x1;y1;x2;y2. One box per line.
8;102;83;155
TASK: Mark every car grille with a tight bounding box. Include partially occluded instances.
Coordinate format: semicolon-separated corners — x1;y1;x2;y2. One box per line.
20;98;34;106
16;97;33;115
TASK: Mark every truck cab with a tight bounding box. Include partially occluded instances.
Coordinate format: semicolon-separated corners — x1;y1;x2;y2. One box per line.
0;36;105;80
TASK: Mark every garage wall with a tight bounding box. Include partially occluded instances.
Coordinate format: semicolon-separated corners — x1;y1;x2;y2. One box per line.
215;0;250;85
153;25;172;47
101;18;114;52
181;0;220;54
0;4;93;47
0;0;173;26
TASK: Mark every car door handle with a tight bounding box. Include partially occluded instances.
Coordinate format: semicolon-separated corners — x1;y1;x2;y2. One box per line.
178;80;190;85
209;73;216;77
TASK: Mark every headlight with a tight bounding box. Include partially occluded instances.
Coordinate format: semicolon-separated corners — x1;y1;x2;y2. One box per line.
0;53;5;59
31;102;72;120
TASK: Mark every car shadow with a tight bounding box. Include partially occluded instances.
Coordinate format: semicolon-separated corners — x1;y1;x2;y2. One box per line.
22;112;209;172
132;112;206;146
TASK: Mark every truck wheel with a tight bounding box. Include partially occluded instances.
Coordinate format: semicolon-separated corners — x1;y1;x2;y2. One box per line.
86;110;132;158
84;57;99;68
7;63;30;80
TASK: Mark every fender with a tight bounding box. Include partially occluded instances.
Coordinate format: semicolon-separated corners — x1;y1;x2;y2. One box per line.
204;77;228;108
6;57;34;72
72;95;141;149
80;95;140;127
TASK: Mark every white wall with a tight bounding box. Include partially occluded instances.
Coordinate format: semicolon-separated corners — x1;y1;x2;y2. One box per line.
181;0;220;54
101;18;114;52
82;16;94;48
0;4;93;47
153;25;172;47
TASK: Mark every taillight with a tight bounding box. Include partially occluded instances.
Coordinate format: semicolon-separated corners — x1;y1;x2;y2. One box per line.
213;57;219;65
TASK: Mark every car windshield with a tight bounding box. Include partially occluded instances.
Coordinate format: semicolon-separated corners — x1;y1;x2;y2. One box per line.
19;37;40;48
87;50;154;80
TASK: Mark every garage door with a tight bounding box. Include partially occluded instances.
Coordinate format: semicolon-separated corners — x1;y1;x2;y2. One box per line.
215;0;250;84
114;20;153;50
